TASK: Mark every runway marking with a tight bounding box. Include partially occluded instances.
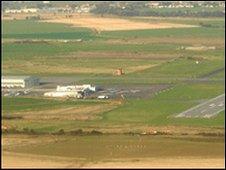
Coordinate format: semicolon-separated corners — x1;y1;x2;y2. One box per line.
175;94;225;118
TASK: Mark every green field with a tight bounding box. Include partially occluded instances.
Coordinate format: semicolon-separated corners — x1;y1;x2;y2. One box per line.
2;80;224;134
2;42;224;79
2;20;98;40
2;17;225;79
101;82;224;126
2;96;104;113
2;16;225;133
78;57;224;85
2;14;225;168
2;42;180;60
101;27;225;39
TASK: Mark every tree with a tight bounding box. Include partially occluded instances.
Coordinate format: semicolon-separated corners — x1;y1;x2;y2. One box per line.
91;2;111;17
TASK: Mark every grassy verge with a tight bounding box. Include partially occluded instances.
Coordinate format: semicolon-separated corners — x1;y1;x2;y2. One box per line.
2;96;107;113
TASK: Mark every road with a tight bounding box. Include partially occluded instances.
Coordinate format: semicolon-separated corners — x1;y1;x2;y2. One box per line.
176;94;225;118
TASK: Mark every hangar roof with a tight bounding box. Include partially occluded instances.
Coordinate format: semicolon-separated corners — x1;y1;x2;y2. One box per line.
2;76;34;80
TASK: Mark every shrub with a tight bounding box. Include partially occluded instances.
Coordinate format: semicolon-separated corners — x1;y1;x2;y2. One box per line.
57;129;65;135
70;129;83;135
90;130;103;135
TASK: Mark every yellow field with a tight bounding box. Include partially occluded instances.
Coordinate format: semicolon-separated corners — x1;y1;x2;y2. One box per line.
41;14;198;31
2;152;224;168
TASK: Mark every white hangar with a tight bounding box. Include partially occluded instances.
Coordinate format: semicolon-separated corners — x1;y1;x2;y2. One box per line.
2;76;39;88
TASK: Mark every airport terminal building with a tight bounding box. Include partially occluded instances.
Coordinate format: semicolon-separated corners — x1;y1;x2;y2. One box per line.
2;76;39;88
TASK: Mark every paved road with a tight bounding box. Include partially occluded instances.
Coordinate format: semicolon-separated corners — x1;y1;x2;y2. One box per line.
176;94;225;118
199;67;225;78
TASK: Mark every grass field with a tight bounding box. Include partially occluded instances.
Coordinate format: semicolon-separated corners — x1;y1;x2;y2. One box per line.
2;16;224;79
2;16;225;131
101;82;225;127
2;20;98;40
211;70;225;80
2;14;225;168
2;17;224;78
78;57;224;85
2;42;224;78
2;81;224;134
2;42;179;60
2;96;107;113
101;27;225;39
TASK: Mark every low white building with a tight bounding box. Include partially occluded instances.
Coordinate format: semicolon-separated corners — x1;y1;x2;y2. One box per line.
44;91;82;98
4;8;38;14
56;85;76;92
56;84;98;92
44;84;99;98
22;8;38;13
75;84;98;92
5;9;22;14
2;76;39;88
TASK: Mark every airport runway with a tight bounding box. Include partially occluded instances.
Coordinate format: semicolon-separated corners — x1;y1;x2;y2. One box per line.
176;94;225;118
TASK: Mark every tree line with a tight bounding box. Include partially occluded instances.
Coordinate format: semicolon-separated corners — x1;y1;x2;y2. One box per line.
91;2;225;17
